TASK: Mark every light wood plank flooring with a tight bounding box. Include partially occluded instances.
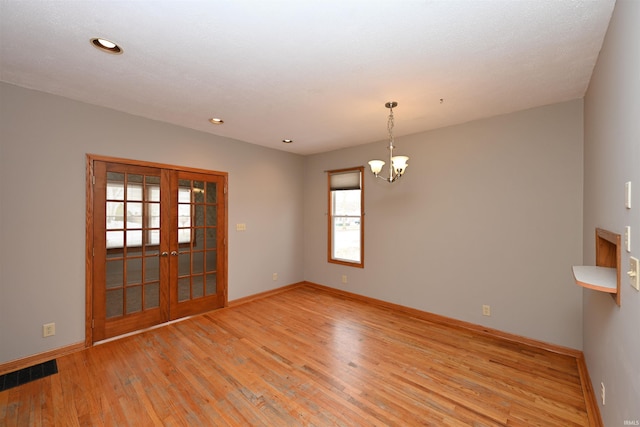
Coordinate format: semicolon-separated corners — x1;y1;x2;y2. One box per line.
1;285;594;426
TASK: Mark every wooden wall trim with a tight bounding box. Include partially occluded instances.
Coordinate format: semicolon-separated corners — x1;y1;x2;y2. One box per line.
0;342;85;376
576;353;604;427
227;282;306;307
86;153;229;177
85;154;94;347
303;281;582;357
229;281;588;358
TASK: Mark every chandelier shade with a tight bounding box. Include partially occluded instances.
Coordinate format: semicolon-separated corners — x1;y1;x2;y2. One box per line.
367;160;385;175
391;156;408;174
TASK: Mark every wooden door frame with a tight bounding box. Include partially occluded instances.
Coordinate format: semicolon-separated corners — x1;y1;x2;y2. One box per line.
85;154;228;346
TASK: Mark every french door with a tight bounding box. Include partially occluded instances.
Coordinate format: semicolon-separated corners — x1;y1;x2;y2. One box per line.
88;157;227;342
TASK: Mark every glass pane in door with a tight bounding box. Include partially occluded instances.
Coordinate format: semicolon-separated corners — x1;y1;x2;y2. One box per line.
176;179;218;302
105;170;161;318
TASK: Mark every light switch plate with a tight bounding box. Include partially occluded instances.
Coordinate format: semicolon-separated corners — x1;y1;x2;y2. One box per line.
630;257;640;291
625;181;631;209
625;226;631;252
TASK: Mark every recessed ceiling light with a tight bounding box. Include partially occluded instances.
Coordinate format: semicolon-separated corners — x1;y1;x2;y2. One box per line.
282;139;293;143
209;118;224;125
90;38;123;54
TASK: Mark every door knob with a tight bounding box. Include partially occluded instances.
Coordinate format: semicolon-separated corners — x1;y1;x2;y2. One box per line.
161;252;169;257
171;251;178;256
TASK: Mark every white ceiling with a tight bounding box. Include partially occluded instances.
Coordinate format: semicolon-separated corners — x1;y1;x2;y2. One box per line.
0;0;615;155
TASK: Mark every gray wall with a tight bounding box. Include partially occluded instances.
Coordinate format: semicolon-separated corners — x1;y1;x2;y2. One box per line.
583;0;640;424
0;82;305;364
304;100;585;349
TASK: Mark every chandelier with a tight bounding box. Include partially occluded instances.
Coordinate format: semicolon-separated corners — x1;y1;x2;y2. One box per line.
368;101;409;183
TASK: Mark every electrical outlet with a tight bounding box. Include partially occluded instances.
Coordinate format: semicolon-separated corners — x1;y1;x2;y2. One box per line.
482;305;491;316
341;275;348;284
600;382;605;405
43;323;55;337
272;273;278;281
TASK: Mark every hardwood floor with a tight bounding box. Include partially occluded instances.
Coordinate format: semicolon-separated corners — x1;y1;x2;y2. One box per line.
1;285;595;426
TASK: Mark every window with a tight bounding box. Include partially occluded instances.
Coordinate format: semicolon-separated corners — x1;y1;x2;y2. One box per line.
328;167;364;267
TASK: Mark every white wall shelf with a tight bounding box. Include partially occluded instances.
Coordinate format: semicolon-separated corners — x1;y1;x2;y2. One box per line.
572;266;617;293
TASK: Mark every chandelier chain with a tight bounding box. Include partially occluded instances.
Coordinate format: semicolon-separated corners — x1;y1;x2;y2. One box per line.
387;107;395;146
